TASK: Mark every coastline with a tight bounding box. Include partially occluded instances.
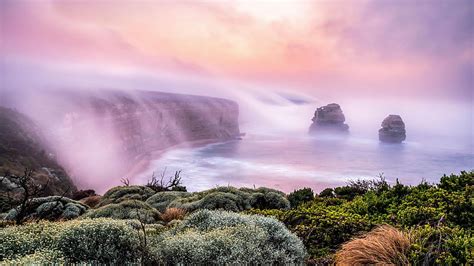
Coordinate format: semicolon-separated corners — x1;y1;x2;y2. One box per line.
124;138;234;181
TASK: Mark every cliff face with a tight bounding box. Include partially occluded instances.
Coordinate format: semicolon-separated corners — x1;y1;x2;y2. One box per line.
63;90;240;158
0;107;77;207
1;89;240;190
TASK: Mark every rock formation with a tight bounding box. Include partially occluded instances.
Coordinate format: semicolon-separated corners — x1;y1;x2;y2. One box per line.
1;89;241;191
309;103;349;133
378;115;406;143
0;107;77;212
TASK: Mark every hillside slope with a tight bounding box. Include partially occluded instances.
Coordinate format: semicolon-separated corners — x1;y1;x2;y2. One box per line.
0;107;76;198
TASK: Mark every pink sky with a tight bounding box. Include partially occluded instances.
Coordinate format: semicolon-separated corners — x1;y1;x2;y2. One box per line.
1;0;473;100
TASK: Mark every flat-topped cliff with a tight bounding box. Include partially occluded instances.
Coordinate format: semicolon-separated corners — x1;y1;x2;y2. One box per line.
1;89;241;190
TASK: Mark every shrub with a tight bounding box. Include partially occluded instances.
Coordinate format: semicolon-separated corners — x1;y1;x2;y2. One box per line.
80;195;102;208
409;225;473;265
150;210;306;264
71;189;96;200
2;249;65;264
56;218;142;263
0;218;143;263
149;186;289;213
98;186;155;207
318;188;334;198
83;200;161;224
335;225;410;265
250;198;374;258
439;171;473;192
0;220;62;260
392;186;472;227
288;187;314;208
146;191;192;212
160;208;187;223
4;196;88;221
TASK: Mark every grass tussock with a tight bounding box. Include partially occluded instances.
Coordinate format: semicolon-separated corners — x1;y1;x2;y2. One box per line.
160;208;187;223
335;225;411;265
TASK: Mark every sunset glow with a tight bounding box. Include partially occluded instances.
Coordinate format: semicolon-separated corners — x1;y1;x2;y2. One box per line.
2;0;472;99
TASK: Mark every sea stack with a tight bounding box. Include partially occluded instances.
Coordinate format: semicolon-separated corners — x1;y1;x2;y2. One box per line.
309;103;349;134
378;115;406;143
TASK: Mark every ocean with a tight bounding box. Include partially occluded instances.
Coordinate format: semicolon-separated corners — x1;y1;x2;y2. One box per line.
138;132;473;193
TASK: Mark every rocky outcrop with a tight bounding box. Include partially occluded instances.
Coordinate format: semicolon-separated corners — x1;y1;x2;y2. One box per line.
378;115;406;143
309;103;349;133
0;107;77;204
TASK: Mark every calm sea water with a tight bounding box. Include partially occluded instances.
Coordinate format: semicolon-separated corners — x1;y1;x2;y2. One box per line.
138;133;473;193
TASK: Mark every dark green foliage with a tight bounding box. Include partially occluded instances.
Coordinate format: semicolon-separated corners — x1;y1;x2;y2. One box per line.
409;225;473;265
251;171;474;263
439;171;474;192
83;200;161;223
288;187;314;208
98;186;155;207
249;199;374;258
71;189;96;200
318;188;334;198
154;186;290;212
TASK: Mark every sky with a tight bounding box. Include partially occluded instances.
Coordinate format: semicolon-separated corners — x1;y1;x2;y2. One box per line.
1;0;473;101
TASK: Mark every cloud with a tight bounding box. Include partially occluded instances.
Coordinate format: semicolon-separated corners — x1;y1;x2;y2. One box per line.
1;0;472;100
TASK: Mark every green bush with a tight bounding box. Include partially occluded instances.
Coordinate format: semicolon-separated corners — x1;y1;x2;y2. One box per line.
2;249;65;264
150;210;306;264
4;196;88;222
98;186;155;207
56;218;142;263
150;186;289;212
288;187;314;208
83;200;161;224
251;171;473;261
249;199;374;258
409;225;473;265
318;188;334;198
439;171;474;192
145;191;191;212
0;218;142;263
0;220;62;260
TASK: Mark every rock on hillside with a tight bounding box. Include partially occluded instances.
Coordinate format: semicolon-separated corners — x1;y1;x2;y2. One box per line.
0;107;76;201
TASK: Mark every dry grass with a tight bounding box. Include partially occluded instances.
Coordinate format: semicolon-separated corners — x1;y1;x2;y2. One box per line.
80;195;102;208
335;225;411;265
160;207;187;223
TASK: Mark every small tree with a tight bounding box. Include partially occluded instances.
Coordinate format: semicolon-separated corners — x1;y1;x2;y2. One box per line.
288;187;314;208
146;168;186;192
1;168;48;224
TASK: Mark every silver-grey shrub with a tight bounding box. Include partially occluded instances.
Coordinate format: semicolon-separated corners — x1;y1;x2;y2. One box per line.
145;191;191;212
0;218;142;263
149;186;290;213
150;210;307;264
56;218;142;263
98;185;155;207
83;200;160;223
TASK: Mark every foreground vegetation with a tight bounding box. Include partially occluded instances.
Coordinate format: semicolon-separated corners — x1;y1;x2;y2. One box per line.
0;171;472;264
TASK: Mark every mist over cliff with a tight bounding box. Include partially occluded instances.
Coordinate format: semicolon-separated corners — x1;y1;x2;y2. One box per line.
1;87;240;191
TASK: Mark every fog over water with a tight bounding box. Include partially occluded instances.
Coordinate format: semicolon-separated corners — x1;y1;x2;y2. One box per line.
1;0;473;192
136;94;473;193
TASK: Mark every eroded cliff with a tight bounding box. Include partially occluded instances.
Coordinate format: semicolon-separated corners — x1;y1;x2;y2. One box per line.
1;89;241;190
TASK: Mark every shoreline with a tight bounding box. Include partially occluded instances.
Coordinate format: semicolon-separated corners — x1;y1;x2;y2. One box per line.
124;138;235;181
